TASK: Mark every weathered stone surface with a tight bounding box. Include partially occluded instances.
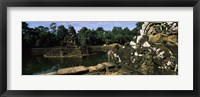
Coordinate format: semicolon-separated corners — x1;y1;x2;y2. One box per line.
163;35;178;43
58;66;89;75
88;62;116;73
96;64;106;71
149;33;162;43
101;62;115;69
88;66;98;72
131;22;178;75
107;44;121;63
113;22;178;75
43;47;91;58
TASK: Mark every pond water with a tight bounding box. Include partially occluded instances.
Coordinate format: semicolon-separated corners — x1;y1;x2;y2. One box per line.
22;52;107;75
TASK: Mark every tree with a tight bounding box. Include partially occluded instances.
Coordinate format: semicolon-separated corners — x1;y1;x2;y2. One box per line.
33;25;58;47
111;27;124;43
35;26;49;34
23;29;39;47
96;27;104;32
57;25;68;45
132;22;144;36
136;22;144;30
103;31;112;44
122;27;132;43
112;26;123;34
78;27;88;46
49;23;57;34
96;27;105;45
22;22;36;48
85;29;98;45
78;27;100;45
22;22;141;47
22;22;29;34
123;27;131;34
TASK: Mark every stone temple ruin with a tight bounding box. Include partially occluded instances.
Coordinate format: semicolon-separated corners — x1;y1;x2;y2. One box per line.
66;25;78;47
44;25;91;58
108;22;178;75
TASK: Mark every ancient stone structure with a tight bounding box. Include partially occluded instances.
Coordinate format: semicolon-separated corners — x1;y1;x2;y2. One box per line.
107;44;121;64
66;25;78;47
108;22;178;75
129;22;178;75
43;25;92;58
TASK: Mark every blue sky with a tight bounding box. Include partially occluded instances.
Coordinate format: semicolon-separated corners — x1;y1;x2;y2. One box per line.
26;21;137;32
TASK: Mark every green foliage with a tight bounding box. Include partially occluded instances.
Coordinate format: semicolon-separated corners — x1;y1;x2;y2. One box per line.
22;22;144;48
78;27;99;46
133;22;144;35
22;22;29;34
56;25;68;45
49;23;57;34
78;27;88;46
22;22;58;48
96;28;104;45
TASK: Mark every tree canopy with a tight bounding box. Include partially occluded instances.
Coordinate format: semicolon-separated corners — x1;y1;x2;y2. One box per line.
22;22;143;48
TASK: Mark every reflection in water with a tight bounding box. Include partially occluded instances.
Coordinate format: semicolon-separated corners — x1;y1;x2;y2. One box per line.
22;52;107;75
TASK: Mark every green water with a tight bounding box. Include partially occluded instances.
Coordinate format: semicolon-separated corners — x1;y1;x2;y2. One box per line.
22;52;107;75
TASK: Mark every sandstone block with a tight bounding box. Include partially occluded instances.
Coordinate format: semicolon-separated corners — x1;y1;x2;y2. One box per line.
58;66;89;75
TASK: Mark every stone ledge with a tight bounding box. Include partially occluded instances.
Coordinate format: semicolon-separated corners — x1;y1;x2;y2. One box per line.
58;66;89;75
41;62;116;75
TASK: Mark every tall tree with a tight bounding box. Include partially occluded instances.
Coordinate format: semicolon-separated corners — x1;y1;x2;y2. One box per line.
49;23;57;34
112;26;123;34
22;22;29;34
57;25;68;45
85;29;98;45
136;22;144;30
123;27;131;34
96;27;105;45
132;22;144;36
33;25;58;47
78;27;88;46
96;27;104;32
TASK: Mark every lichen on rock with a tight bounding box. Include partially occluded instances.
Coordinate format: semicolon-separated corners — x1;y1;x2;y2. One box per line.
108;22;178;75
